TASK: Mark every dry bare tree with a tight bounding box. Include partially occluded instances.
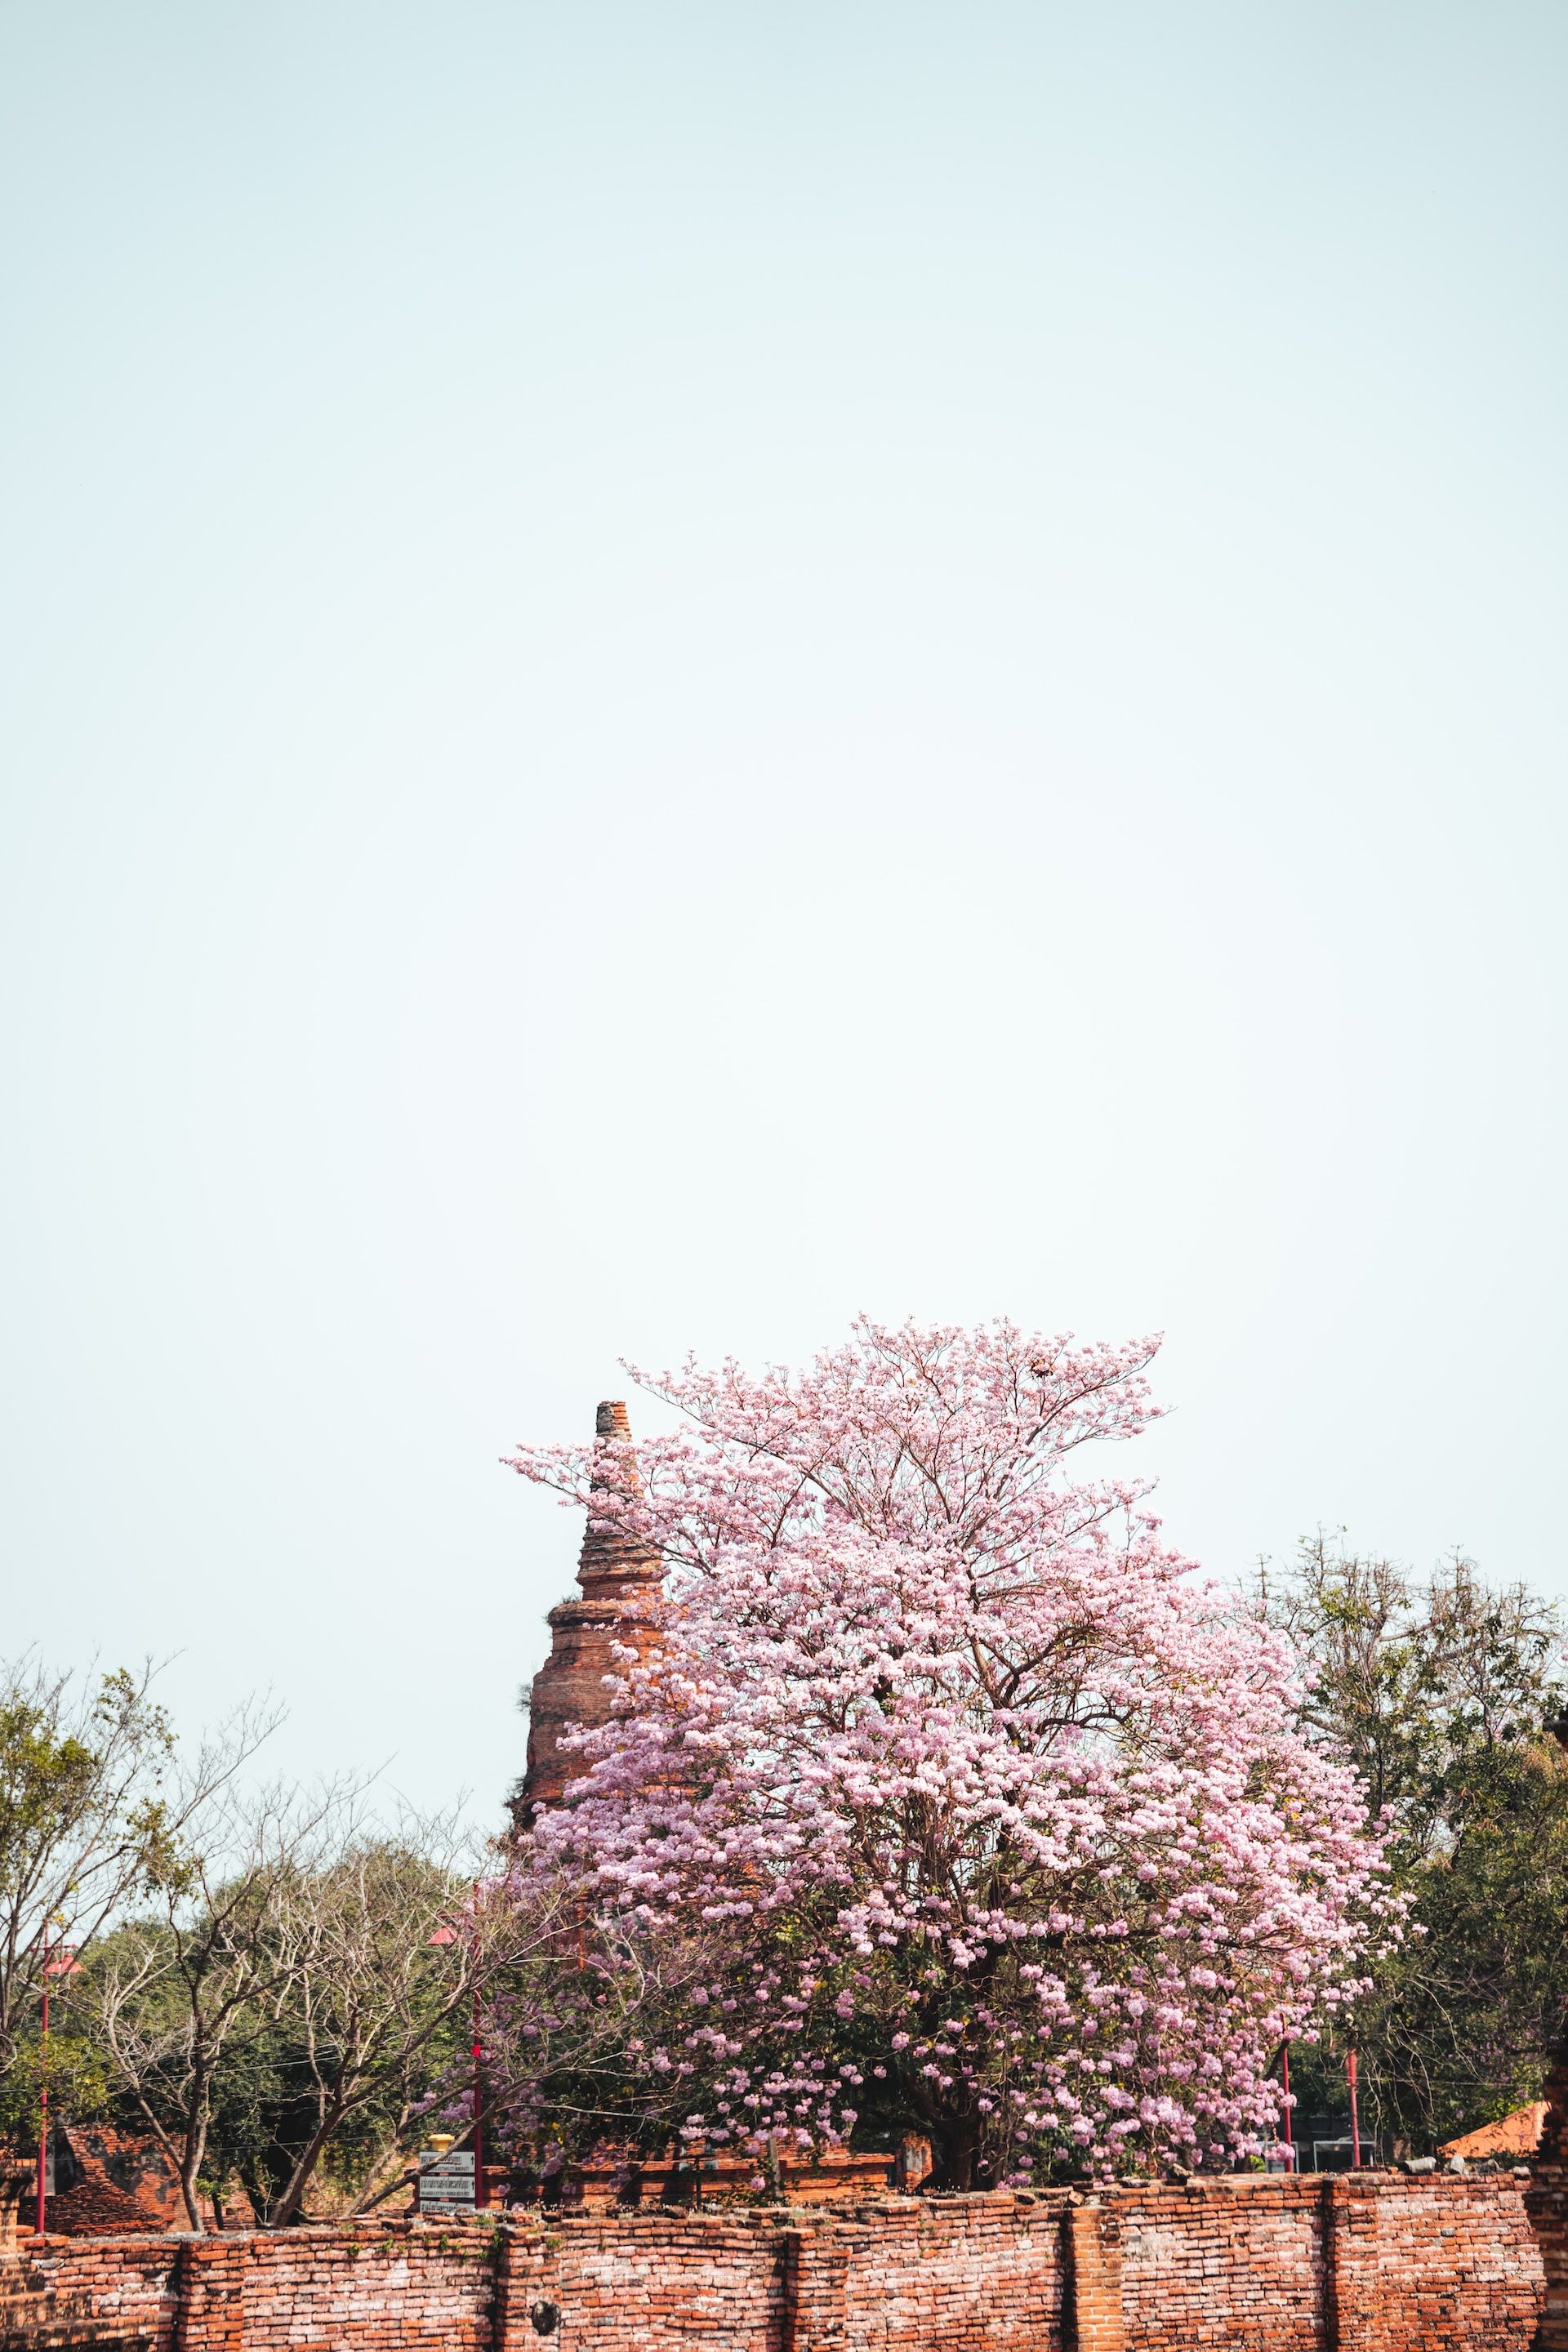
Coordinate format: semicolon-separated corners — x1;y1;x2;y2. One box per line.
88;1726;350;2231
253;1808;486;2225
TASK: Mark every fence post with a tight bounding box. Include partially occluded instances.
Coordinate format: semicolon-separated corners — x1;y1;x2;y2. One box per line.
775;2225;804;2352
1319;2176;1342;2352
173;2237;246;2352
1063;2197;1125;2352
778;2219;848;2352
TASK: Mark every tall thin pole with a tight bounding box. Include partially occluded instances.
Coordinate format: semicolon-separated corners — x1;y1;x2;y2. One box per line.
1281;2043;1294;2171
471;1974;485;2211
35;1931;50;2237
470;1884;485;2212
1347;2048;1361;2170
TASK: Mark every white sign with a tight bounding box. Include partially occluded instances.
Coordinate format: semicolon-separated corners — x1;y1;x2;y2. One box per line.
417;2148;475;2213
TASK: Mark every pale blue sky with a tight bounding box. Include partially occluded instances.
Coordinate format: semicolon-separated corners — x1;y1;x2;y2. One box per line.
3;3;1565;1816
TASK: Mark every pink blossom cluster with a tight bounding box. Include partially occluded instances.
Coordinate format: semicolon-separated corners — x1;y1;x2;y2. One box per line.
504;1318;1384;2184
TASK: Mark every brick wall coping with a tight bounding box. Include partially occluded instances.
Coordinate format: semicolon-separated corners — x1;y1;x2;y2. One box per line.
15;2163;1536;2248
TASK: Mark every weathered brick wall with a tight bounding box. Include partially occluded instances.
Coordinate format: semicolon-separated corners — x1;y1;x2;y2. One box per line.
181;2225;497;2352
834;2194;1066;2350
501;2209;787;2352
1116;2177;1321;2349
0;2178;1546;2352
1529;2167;1568;2351
1526;2040;1568;2350
2;2231;181;2349
1112;2174;1543;2352
1331;2174;1543;2352
496;2198;1067;2352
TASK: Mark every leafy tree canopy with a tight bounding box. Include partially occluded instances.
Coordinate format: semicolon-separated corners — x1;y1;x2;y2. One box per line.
502;1318;1386;2188
1254;1534;1568;2152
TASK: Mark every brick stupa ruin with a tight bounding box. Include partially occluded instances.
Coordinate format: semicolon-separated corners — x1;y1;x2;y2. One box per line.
514;1400;664;1824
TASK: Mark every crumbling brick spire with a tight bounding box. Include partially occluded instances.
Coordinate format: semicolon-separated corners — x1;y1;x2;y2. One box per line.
513;1400;664;1827
573;1399;662;1595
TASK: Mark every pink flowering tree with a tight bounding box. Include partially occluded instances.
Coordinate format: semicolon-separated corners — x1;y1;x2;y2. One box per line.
502;1318;1383;2186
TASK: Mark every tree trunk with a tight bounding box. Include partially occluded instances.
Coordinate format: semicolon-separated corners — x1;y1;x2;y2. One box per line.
264;2092;346;2228
179;2102;211;2234
127;2087;205;2235
932;2117;978;2190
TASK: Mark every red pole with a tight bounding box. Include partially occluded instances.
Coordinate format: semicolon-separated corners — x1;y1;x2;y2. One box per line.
472;1891;483;2201
35;1933;50;2236
1347;2048;1361;2170
1281;2043;1294;2171
471;1944;485;2210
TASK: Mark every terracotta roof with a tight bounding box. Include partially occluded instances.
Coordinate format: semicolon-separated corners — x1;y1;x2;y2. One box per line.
1439;2101;1548;2158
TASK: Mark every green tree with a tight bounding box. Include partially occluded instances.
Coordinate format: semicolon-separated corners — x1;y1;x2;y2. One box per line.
1254;1534;1568;2153
0;1657;182;2107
